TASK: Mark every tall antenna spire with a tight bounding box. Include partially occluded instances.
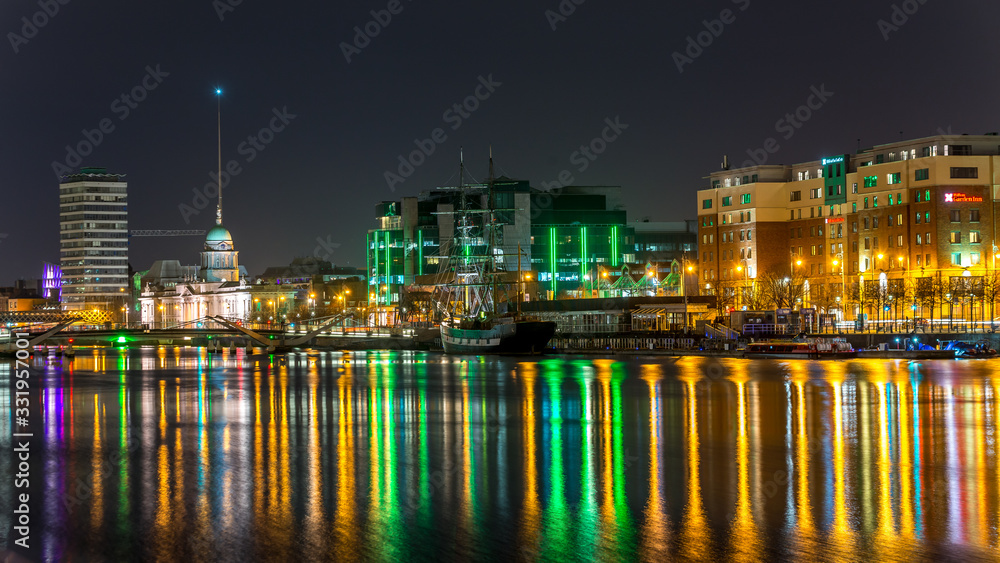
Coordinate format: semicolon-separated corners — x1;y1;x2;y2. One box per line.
215;87;223;226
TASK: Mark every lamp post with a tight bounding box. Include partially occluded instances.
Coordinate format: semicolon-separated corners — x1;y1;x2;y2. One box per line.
681;255;695;333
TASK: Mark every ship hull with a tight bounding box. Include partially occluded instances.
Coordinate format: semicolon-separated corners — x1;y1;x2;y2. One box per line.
441;321;556;355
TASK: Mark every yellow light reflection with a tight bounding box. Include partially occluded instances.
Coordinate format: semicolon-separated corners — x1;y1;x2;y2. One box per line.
677;358;712;561
639;364;669;559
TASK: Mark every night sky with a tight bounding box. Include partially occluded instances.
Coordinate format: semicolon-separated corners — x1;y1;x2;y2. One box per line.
1;0;996;283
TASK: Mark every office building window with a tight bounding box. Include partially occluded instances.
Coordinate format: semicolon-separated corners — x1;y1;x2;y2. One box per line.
951;167;978;179
970;209;980;222
915;212;921;224
916;234;922;245
926;232;931;244
950;209;961;222
887;172;901;185
864;237;870;250
864;176;877;188
790;190;801;202
925;254;931;266
915;168;929;181
970;231;981;244
952;252;962;266
703;199;713;209
950;231;961;244
897;235;903;247
924;212;930;223
916;255;922;266
873;196;878;207
722;196;732;206
864;197;869;209
852;183;858;194
873;217;879;229
972;252;982;265
740;193;751;204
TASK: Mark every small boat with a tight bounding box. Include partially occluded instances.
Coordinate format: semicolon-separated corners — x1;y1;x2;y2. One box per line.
949;340;999;359
744;338;856;359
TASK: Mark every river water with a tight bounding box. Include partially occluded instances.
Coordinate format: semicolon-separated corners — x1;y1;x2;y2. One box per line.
2;348;999;561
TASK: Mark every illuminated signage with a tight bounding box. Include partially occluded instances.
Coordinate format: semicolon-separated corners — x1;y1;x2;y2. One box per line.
825;217;845;224
822;156;845;166
944;192;983;203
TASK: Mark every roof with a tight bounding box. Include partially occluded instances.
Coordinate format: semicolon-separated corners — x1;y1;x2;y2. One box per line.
206;225;233;243
522;295;716;314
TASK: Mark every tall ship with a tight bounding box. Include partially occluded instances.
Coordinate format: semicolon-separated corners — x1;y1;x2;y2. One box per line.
435;151;556;354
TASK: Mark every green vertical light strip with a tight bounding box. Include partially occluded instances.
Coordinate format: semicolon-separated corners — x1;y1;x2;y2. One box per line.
580;226;587;285
611;226;619;266
418;231;423;276
384;231;391;306
367;232;373;307
550;227;557;297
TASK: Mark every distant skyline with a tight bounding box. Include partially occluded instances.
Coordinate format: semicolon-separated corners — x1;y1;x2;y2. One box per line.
2;0;998;283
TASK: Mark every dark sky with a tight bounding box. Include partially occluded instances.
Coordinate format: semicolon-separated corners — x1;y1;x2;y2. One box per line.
1;0;997;283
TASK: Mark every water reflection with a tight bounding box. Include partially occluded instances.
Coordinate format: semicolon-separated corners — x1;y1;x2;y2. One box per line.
5;349;1000;560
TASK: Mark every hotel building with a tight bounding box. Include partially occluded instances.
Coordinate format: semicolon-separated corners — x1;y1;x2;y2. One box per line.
697;133;1000;322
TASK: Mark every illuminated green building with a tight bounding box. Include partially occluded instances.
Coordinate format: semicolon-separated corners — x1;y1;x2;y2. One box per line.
366;201;406;308
529;187;628;299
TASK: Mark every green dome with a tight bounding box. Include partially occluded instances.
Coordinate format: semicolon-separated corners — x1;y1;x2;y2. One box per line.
206;225;233;243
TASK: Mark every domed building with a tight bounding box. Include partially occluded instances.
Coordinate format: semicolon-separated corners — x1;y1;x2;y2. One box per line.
138;194;251;326
200;224;241;282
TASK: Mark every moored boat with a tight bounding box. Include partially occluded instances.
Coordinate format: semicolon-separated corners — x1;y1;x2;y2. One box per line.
440;317;555;355
743;337;856;359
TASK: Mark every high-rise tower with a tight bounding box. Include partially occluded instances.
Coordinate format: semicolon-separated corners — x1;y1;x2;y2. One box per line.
59;167;129;313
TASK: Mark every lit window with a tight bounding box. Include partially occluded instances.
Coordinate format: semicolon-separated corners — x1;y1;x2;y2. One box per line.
970;231;981;243
950;231;961;244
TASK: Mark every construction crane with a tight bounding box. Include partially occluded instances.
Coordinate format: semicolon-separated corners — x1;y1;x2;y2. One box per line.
129;230;206;237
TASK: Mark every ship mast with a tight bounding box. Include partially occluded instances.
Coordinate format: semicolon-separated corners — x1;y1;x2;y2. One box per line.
488;146;497;315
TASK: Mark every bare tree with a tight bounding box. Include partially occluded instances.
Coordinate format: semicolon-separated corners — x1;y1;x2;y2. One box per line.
742;279;770;311
983;269;1000;331
758;270;807;310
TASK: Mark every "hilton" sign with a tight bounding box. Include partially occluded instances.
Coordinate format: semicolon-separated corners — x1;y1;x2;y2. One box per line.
944;193;983;203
